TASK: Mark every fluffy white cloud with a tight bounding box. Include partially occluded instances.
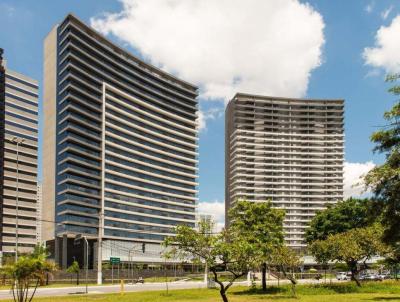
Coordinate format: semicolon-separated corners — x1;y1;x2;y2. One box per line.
381;5;394;20
344;161;375;199
91;0;325;102
363;15;400;73
197;107;224;132
197;201;225;231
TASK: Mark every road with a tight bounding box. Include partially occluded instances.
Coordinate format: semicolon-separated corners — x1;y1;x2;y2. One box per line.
0;279;338;300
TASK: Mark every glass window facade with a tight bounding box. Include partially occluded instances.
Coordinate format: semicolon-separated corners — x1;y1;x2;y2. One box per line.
53;16;198;244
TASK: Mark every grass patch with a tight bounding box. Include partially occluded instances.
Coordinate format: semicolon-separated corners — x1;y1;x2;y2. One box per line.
2;281;400;302
239;280;400;296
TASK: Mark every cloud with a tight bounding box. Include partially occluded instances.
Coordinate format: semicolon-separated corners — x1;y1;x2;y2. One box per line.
363;15;400;73
197;107;224;132
197;200;225;231
344;161;375;199
197;110;206;131
381;5;394;20
365;1;374;14
91;0;325;102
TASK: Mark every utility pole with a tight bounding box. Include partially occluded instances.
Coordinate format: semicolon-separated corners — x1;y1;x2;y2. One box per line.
84;236;89;294
74;234;89;294
97;213;103;284
11;137;24;263
128;249;134;284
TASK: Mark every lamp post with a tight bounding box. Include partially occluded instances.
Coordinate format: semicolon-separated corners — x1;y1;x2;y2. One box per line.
83;236;89;294
11;136;25;262
74;234;89;294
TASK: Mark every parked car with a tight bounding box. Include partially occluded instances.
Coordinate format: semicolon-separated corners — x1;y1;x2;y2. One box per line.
336;272;348;280
360;274;382;281
379;273;392;280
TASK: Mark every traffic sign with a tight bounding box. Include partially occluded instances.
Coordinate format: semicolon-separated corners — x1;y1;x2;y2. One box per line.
110;257;120;264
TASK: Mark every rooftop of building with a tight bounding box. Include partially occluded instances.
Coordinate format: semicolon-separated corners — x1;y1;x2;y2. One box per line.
227;92;344;109
58;14;198;94
0;48;39;85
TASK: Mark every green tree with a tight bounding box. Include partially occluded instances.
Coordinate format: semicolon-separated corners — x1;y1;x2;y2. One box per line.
66;261;80;285
365;74;400;246
379;245;400;280
228;200;285;291
2;244;56;302
308;239;331;281
305;198;373;243
270;246;302;297
31;244;50;259
165;220;258;302
309;224;387;286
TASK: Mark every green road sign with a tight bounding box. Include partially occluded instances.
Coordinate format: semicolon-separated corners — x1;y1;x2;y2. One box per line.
110;257;120;264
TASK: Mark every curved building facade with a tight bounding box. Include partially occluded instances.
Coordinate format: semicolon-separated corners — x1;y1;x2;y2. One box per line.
43;14;198;267
225;93;344;249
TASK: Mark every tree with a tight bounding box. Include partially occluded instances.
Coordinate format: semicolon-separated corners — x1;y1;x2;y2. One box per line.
66;261;80;285
2;244;56;302
228;200;285;291
379;245;400;280
270;246;302;297
305;198;373;243
309;224;387;286
365;74;400;247
308;239;331;282
165;220;258;302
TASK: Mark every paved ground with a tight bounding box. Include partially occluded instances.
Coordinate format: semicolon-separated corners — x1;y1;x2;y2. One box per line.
0;279;338;300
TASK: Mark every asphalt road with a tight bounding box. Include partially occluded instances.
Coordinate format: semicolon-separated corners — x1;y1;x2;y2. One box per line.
0;279;338;300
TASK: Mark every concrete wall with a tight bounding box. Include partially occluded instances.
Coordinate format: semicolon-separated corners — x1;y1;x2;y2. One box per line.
42;25;58;242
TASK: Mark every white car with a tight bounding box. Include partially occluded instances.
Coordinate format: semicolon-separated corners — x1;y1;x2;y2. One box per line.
336;272;348;280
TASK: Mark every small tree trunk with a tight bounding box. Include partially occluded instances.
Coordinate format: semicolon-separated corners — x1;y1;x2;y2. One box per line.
11;281;16;302
261;262;267;291
18;280;24;302
77;272;79;285
28;279;40;302
24;281;29;302
291;283;296;297
212;269;229;302
219;288;229;302
349;263;361;287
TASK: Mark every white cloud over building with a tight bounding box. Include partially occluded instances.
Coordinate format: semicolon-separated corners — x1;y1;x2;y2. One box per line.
91;0;325;102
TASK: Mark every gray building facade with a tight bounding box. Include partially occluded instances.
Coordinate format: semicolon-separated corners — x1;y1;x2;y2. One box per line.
225;93;344;249
0;49;39;256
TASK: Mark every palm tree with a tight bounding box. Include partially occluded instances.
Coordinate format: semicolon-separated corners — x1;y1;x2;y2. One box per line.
2;244;56;302
67;261;80;285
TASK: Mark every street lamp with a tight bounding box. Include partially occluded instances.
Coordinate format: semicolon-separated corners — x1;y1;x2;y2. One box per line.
11;136;25;262
74;234;89;294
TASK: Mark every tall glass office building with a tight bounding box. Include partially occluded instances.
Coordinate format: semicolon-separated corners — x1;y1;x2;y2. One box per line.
0;49;39;256
43;15;198;267
225;93;344;250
